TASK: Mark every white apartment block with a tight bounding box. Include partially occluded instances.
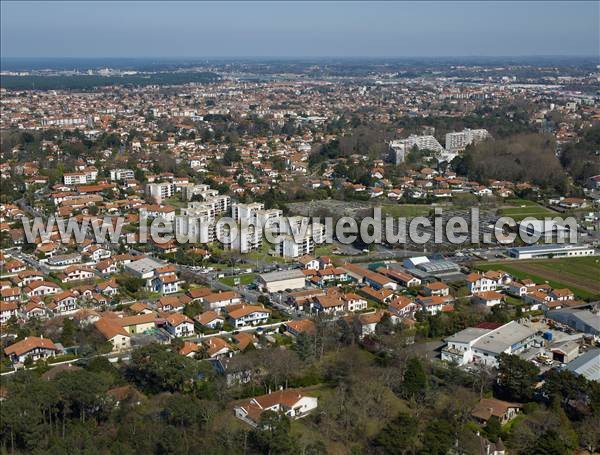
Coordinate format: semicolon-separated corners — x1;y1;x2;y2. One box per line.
232;202;265;222
276;221;326;258
445;128;490;152
42;117;88;128
176;204;217;244
146;182;176;204
220;222;262;253
63;167;97;186
110;168;135;181
63;173;87;186
389;135;444;164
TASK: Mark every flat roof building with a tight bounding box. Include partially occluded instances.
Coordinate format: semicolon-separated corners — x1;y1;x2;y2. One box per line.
566;348;600;382
257;269;306;293
506;244;595;260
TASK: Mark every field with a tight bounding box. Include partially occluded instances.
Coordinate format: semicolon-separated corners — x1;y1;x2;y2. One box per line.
476;256;600;300
219;273;257;287
498;199;556;221
381;204;433;218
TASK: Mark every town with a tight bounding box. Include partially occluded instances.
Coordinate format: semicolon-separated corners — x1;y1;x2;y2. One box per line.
1;5;599;453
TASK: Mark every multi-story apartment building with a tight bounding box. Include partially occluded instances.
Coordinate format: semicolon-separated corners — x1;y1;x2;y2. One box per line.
445;128;490;152
146;182;176;204
110;168;135;181
389;135;444;163
63;167;97;185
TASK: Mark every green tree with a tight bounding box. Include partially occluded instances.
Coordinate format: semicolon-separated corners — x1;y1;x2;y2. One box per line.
372;412;419;454
401;357;427;400
251;411;299;454
496;353;540;402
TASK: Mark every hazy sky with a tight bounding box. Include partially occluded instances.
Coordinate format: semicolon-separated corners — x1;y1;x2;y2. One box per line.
1;1;598;58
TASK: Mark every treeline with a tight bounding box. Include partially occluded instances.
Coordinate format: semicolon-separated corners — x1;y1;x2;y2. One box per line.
560;125;600;184
0;72;220;90
453;133;569;192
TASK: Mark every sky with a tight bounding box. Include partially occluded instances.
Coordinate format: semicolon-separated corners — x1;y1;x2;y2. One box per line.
1;1;598;58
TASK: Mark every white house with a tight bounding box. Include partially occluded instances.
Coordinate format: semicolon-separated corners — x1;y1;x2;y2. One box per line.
234;389;318;427
164;313;195;337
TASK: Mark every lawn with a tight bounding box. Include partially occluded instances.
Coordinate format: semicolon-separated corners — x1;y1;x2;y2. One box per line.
245;241;287;264
219;273;257;287
476;256;600;300
163;197;187;209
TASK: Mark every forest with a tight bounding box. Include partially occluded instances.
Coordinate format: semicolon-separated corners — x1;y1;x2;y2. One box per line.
453;133;569;192
1;310;599;455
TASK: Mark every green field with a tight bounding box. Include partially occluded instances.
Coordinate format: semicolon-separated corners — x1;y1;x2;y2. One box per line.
498;200;556;221
219;273;257;287
476;256;600;300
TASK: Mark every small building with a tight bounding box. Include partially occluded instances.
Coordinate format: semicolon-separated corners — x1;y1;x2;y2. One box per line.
257;269;306;293
233;389;318;427
163;313;195;337
471;291;504;307
4;336;60;364
471;398;522;425
225;304;271;328
94;318;131;351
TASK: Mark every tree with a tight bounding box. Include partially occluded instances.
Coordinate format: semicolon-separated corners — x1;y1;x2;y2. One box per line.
60;318;77;346
372;412;419;454
401;357;427;400
295;332;316;361
496;353;539;402
484;416;502;443
531;429;571;455
421;419;454;455
126;344;202;394
222;147;241;166
251;411;299;454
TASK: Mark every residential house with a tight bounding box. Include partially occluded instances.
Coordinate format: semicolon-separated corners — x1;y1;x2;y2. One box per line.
234;389;318;427
94;318;131;351
388;296;418;319
4;336;60;364
203;337;233;358
471;398;522;425
472;291;504;307
195;310;224;329
225;304;271;328
203;291;242;310
0;301;18;324
163;313;195;337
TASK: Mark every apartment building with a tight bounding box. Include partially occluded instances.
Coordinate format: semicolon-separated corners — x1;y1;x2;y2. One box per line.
389;135;443;164
110;168;135;181
445;128;490;152
146;182;176;204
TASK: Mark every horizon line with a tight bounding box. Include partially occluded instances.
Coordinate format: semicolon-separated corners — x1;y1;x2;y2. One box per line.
2;54;599;60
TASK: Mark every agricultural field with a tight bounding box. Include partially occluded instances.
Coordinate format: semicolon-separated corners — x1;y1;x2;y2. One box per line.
498;199;557;221
476;256;600;300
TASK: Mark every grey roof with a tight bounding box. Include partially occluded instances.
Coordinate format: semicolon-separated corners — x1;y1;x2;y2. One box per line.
417;260;460;273
445;327;490;344
124;256;164;274
259;269;305;283
566;348;600;381
473;321;536;355
547;308;600;334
